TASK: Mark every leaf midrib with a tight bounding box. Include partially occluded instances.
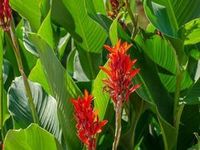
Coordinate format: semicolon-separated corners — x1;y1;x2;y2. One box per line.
166;0;179;30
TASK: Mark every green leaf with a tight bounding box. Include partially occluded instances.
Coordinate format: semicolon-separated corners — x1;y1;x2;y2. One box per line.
183;78;200;104
109;19;118;45
38;10;55;49
143;0;200;38
61;0;107;52
159;71;193;92
60;0;107;79
51;0;80;40
92;66;110;120
10;0;41;31
135;33;177;74
58;33;71;60
92;0;106;15
28;33;82;149
67;49;76;74
15;20;38;74
183;18;200;45
4;124;61;150
8;77;61;140
29;60;50;94
187;44;200;60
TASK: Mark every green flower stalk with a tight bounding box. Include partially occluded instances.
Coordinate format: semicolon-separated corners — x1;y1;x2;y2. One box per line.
0;0;39;124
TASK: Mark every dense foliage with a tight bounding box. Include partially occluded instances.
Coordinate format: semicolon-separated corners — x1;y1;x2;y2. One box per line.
0;0;199;150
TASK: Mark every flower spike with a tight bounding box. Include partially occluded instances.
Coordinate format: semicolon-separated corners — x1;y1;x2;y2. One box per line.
0;0;12;31
100;40;140;150
71;90;107;150
100;40;140;104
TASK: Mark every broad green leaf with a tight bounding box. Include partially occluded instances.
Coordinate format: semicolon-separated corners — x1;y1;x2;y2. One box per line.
29;33;82;149
29;60;50;94
92;67;110;120
40;0;50;18
143;0;200;38
10;0;41;31
4;124;61;150
183;18;200;45
8;77;61;140
85;0;106;24
135;32;193;92
92;0;106;15
61;0;107;53
61;0;107;79
135;33;177;74
38;10;55;49
51;0;80;40
183;78;200;105
159;71;193;92
109;19;118;45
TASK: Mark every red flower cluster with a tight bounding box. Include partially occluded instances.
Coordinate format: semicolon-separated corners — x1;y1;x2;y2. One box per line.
110;0;119;10
0;0;11;31
100;40;140;104
71;90;107;150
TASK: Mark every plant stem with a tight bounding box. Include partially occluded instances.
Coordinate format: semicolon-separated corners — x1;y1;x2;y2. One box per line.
172;38;186;149
7;21;39;124
125;0;138;39
0;30;4;141
173;69;183;124
112;100;122;150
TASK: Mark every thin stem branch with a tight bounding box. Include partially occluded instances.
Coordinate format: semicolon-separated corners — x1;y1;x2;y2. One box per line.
112;101;122;150
7;20;39;124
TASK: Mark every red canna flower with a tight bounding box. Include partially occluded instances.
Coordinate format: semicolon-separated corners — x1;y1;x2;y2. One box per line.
71;90;108;150
0;0;12;31
100;40;140;105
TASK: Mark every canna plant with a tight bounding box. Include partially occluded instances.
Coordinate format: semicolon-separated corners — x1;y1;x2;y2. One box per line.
0;0;199;150
100;40;140;150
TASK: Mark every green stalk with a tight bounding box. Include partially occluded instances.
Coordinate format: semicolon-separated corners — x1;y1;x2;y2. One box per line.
172;38;186;149
0;29;4;140
112;100;122;150
125;0;138;39
173;69;183;123
7;21;39;124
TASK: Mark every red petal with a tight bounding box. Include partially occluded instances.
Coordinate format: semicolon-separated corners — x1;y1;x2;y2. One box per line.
99;66;112;77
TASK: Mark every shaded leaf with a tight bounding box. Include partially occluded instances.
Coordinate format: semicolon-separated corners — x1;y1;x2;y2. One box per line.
8;77;61;140
28;33;82;149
